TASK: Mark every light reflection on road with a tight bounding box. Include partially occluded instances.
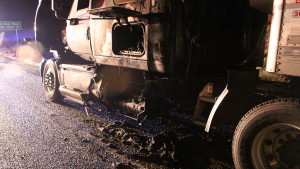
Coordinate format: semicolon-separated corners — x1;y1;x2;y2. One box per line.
0;58;23;78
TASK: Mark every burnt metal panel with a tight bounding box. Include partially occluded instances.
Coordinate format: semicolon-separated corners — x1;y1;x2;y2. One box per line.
89;0;174;73
90;0;171;15
95;56;148;71
88;7;141;17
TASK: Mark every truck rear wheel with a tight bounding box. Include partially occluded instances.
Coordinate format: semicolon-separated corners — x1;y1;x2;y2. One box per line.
232;99;300;169
43;59;62;102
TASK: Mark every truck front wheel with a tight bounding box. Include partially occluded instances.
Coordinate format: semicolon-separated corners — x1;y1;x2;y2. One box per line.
232;99;300;169
43;59;62;102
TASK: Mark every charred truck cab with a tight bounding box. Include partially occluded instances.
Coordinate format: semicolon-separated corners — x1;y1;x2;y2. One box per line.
36;0;300;168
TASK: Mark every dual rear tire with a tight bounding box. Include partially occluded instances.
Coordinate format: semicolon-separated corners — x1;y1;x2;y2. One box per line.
233;99;300;169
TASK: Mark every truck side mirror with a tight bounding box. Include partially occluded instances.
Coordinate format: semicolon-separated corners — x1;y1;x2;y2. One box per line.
52;0;72;19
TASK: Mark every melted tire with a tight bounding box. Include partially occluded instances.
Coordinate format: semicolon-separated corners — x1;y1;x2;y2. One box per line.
232;99;300;169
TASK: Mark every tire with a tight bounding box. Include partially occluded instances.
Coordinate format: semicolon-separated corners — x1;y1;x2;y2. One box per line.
232;99;300;169
43;59;62;102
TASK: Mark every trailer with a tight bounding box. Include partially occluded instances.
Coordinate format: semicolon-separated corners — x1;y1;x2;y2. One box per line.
35;0;300;168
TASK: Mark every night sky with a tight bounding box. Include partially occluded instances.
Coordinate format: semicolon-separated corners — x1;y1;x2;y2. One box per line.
0;0;38;29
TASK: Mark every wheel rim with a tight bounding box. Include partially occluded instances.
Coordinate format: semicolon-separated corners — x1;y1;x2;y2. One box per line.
251;123;300;169
44;68;55;94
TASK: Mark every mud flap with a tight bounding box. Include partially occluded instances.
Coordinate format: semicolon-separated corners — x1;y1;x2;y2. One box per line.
205;86;229;132
205;70;258;132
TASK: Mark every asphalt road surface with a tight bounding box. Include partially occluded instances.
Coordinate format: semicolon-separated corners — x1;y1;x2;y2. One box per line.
0;56;124;168
0;55;234;169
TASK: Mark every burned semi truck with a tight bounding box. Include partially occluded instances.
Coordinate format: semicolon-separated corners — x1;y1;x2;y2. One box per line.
35;0;300;168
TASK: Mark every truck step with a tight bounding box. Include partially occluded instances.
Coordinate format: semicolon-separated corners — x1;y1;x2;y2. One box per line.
61;64;96;72
192;119;207;127
59;86;89;104
199;96;218;103
192;82;224;125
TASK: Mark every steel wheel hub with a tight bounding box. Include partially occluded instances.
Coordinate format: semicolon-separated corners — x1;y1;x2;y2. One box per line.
251;123;300;169
44;68;55;93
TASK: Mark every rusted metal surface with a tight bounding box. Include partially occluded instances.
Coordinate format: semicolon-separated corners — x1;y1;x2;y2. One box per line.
259;69;291;83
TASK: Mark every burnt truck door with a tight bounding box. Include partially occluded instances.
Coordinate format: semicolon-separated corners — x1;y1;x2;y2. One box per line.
66;0;93;60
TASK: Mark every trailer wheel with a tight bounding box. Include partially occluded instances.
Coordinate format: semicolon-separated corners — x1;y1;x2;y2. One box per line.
43;59;62;102
232;99;300;169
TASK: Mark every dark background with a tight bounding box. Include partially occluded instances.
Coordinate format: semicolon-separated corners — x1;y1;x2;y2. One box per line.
0;0;38;29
